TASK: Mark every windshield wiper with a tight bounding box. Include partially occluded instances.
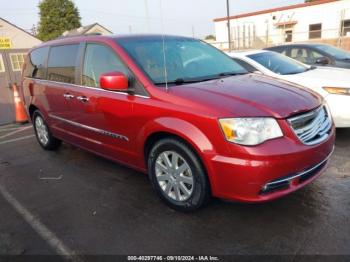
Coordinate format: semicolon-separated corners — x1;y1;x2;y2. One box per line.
284;71;304;75
218;72;248;77
154;72;248;86
154;77;217;86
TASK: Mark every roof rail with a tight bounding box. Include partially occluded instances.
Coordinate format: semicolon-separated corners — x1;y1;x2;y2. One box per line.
55;32;103;40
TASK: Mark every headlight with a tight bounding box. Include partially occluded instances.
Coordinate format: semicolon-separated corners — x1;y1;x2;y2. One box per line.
219;118;283;146
323;87;350;96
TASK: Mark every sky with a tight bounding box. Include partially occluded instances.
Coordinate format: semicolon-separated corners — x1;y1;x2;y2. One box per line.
0;0;303;38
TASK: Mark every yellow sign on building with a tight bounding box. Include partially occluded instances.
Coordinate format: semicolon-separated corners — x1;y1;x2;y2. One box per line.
0;37;12;49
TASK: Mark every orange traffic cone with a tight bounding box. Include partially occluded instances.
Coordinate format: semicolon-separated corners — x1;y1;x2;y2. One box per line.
13;84;28;124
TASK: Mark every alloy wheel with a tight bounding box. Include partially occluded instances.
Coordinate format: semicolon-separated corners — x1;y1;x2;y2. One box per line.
35;116;49;146
155;151;194;202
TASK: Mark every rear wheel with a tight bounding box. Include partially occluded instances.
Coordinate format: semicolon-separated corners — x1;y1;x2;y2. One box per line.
148;138;210;212
33;110;61;150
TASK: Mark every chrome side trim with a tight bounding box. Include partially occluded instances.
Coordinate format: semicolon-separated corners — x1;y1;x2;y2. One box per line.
265;146;334;187
49;114;129;142
23;77;150;99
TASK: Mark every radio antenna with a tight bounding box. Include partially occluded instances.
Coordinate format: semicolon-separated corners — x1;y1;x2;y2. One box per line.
159;0;169;92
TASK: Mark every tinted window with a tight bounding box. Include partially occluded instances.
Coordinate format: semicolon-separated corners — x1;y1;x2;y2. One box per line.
316;45;350;60
47;44;79;83
117;37;247;85
82;44;129;88
268;47;284;54
25;47;49;79
248;51;308;75
280;49;288;55
290;47;327;64
290;48;309;64
271;47;288;55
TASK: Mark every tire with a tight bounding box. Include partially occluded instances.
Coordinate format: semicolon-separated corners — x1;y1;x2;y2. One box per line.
33;110;61;151
148;138;210;212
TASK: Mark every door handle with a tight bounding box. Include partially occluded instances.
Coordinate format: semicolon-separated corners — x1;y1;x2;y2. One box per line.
63;93;74;100
76;96;89;103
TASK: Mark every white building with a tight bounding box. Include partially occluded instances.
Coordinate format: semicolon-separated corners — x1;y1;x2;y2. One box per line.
0;18;42;125
62;23;112;37
214;0;350;50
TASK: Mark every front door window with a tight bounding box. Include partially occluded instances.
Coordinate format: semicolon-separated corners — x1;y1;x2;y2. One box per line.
82;43;129;88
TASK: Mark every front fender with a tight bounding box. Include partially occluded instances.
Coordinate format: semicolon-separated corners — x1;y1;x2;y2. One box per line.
138;117;215;156
137;117;219;193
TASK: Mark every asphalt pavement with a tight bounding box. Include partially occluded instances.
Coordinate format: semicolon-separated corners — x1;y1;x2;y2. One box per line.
0;123;349;259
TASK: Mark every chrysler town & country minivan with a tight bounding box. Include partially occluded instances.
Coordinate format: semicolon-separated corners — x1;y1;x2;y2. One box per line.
21;35;335;211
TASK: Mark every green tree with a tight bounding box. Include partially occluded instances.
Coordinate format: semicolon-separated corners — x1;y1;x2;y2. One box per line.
37;0;81;41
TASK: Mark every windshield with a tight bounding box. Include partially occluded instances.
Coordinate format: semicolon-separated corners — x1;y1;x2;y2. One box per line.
248;51;308;75
316;45;350;60
116;36;247;85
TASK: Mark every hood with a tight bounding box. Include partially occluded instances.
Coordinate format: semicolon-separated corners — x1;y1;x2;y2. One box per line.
283;67;350;88
167;74;322;119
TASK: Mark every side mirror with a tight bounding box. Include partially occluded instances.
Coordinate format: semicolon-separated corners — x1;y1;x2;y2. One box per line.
100;71;129;92
315;57;330;65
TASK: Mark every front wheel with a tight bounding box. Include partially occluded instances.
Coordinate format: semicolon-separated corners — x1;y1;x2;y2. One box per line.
148;138;210;212
33;110;61;151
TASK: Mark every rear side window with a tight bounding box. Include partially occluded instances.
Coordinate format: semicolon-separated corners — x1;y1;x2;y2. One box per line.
25;47;49;79
47;44;79;84
271;47;288;56
290;48;310;63
82;43;129;88
280;49;288;56
268;47;284;53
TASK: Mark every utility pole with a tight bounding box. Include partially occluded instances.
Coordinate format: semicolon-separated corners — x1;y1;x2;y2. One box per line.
226;0;232;51
339;9;345;48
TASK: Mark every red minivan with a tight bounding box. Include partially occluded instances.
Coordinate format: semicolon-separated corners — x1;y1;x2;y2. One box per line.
21;35;335;211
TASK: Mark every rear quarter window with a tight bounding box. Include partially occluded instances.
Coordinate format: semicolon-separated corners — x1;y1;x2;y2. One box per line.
24;46;49;79
47;44;79;84
269;47;285;54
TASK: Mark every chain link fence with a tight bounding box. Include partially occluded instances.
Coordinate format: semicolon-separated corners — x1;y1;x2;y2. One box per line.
211;26;350;52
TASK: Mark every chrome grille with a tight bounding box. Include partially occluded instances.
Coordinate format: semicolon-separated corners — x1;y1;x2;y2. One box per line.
288;106;332;145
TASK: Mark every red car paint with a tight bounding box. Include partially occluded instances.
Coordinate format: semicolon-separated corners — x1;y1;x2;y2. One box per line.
21;35;335;202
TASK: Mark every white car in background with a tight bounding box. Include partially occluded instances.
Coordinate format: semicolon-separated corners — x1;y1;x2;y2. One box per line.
228;50;350;128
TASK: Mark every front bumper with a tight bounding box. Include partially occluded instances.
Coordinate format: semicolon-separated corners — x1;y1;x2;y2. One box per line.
260;147;333;195
207;126;335;202
325;94;350;128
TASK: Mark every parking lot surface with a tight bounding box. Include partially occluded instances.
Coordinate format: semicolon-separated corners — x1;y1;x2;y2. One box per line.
0;124;349;257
